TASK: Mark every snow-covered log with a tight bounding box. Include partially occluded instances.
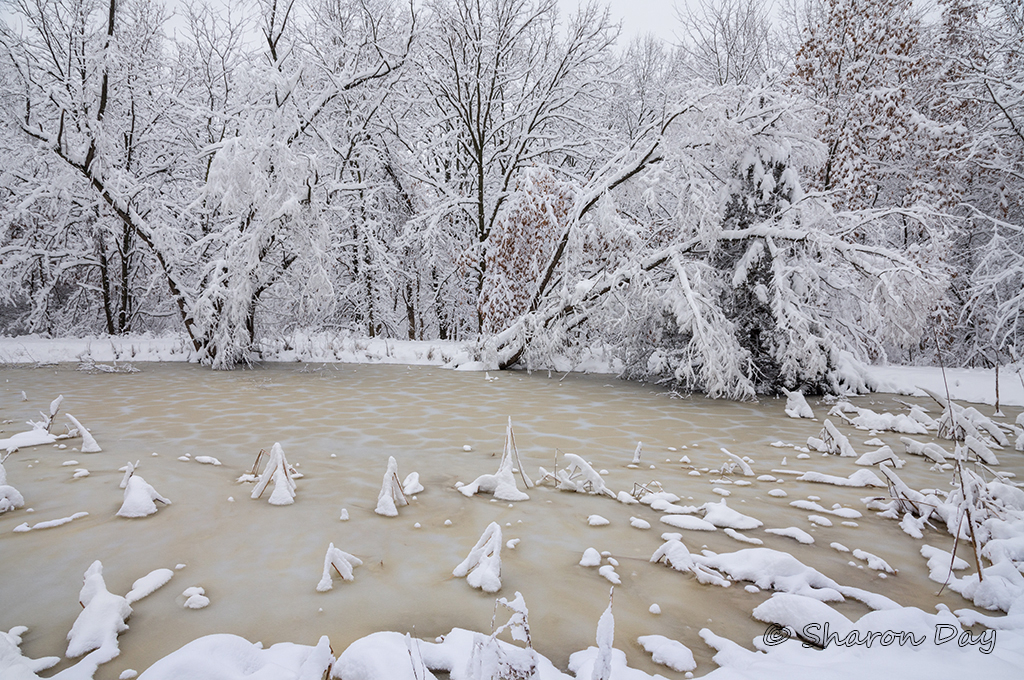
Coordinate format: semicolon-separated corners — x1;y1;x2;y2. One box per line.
66;561;132;661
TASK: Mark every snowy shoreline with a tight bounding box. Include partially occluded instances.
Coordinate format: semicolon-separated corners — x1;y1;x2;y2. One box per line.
0;333;1021;407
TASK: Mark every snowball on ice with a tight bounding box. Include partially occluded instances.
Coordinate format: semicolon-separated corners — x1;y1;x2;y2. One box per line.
796;469;884;487
851;549;896;574
182;587;210;609
193;456;221;466
629;517;651;530
117;476;171;518
765;527;815;544
701;500;763;530
453;522;503;593
588;514;610;526
724;528;763;545
660;515;717;532
0;465;25;514
14;511;89;532
598;565;621;584
402;471;424;496
580;548;602;567
316;543;363;591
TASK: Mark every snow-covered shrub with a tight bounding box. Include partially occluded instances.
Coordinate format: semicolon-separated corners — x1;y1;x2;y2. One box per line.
0;460;25;514
784;390;814;418
806;419;857;457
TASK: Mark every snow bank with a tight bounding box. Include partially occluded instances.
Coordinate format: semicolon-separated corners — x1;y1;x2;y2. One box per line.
136;634;333;680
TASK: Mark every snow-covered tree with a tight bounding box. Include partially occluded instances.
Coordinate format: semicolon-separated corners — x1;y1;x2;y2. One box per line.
676;0;775;86
495;76;946;397
401;0;616;337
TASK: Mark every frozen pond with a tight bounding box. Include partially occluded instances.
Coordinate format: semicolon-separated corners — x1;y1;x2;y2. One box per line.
0;362;1021;678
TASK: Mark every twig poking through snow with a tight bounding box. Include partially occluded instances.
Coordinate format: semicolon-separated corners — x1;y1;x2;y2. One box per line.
316;543;363;591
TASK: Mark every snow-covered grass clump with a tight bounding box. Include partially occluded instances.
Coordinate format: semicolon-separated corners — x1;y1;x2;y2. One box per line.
117;476;171;518
316;543;363;591
375;456;408;516
453;522;503;593
250;443;297;506
457;418;532;502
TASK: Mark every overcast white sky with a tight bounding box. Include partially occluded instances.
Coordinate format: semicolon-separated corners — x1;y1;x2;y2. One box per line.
557;0;682;44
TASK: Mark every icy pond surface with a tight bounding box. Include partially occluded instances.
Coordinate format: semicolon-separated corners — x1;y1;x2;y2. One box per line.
0;362;1020;678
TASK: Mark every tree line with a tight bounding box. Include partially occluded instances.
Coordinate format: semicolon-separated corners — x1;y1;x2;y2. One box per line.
0;0;1021;398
